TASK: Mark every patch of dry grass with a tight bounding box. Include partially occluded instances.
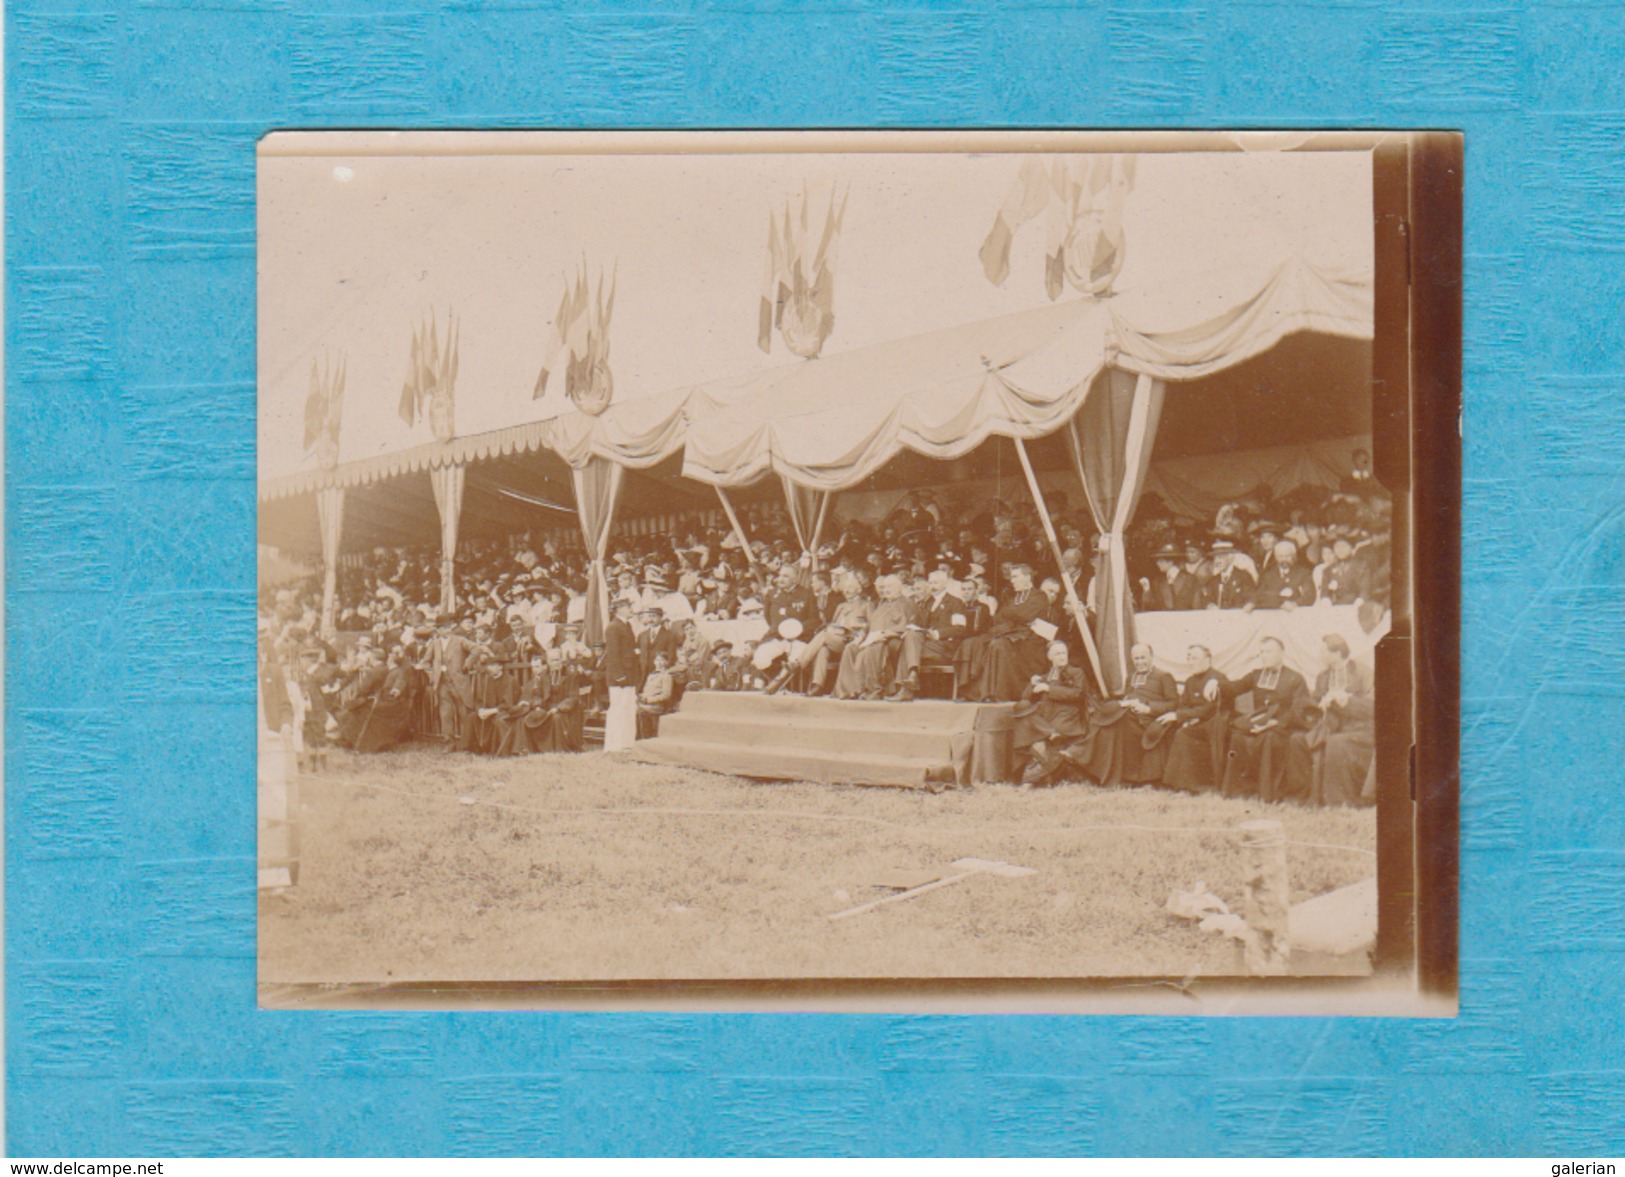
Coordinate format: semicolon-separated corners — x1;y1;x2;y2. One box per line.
259;743;1376;983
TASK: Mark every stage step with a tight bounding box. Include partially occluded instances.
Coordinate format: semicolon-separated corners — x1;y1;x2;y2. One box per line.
676;690;995;729
629;736;958;790
657;712;957;760
625;689;1016;788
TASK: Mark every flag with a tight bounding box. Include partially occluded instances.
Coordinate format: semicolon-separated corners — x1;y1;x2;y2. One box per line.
757;212;779;353
325;354;346;443
978;157;1052;285
303;358;326;450
536;283;571;398
811;187;847;323
399;326;420;425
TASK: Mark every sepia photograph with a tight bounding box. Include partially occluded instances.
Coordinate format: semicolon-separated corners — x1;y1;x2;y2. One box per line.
256;131;1416;1005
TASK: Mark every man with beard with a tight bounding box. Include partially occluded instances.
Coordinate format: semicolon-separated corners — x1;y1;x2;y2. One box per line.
1202;539;1256;609
888;565;970;702
1248;539;1317;612
1150;644;1228;793
1211;635;1312;802
1060;643;1179;787
765;563;819;635
834;574;913;700
767;570;872;696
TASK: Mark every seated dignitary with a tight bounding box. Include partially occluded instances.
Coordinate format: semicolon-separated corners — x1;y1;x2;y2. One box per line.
764;562;820;636
769;570;872;696
958;563;1053;702
833;574;913;699
1147;644;1228;793
492;652;577;756
1202;539;1257;609
1011;640;1093;787
1212;635;1312;803
887;565;970;701
1247;539;1317;612
1059;642;1179;788
1297;633;1376;807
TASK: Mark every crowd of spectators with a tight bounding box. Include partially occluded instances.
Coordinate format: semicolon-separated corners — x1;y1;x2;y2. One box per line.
258;449;1389;805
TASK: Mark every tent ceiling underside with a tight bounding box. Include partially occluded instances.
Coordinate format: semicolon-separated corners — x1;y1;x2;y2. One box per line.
258;257;1373;555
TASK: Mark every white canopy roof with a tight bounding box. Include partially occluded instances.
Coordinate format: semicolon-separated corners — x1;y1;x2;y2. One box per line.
260;254;1371;502
541;254;1371;491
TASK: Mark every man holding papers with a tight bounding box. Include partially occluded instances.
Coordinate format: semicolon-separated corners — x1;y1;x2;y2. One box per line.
887;565;970;702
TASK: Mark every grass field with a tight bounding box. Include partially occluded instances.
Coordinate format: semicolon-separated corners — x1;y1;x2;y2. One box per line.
258;742;1377;984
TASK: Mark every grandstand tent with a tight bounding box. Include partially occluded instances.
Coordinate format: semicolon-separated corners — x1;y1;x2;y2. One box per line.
259;252;1372;692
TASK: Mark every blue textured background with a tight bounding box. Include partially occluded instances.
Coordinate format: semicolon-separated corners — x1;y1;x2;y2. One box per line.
5;1;1620;1158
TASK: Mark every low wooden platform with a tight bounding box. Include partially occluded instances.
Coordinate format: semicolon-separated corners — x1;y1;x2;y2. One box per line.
628;690;1018;789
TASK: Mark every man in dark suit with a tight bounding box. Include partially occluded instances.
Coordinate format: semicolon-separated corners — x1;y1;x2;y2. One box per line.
888;565;970;701
603;598;641;752
1247;539;1317;612
1202;539;1257;609
1146;544;1199;611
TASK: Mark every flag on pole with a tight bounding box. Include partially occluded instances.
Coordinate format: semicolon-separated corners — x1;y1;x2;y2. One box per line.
981;154;1135;299
977;156;1053;286
759;184;846;358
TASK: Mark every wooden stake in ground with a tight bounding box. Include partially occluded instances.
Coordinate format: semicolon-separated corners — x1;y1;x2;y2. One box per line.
1239;819;1291;974
825;857;1035;921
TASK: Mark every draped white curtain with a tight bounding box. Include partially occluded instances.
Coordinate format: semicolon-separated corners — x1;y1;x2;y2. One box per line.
429;464;465;614
571;456;625;644
1066;368;1166;693
315;486;345;638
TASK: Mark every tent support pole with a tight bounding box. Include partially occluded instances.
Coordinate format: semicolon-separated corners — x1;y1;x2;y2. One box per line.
715;486;756;565
1014;436;1109;696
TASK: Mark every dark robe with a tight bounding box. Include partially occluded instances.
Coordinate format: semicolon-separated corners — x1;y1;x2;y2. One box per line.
466;650;517;754
1062;667;1180;786
1147;569;1199;612
1156;668;1227;793
1299;661;1375;807
1220;665;1311;802
334;666;386;747
1252;561;1317;610
351;667;416;753
1011;664;1091;749
604;618;640;689
494;666;580;756
958;589;1051;702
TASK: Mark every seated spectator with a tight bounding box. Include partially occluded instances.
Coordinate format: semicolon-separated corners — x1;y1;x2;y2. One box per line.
1060;643;1178;788
1011;640;1093;787
1297;634;1376;807
1215;636;1312;803
1248;539;1317;612
1150;645;1227;794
